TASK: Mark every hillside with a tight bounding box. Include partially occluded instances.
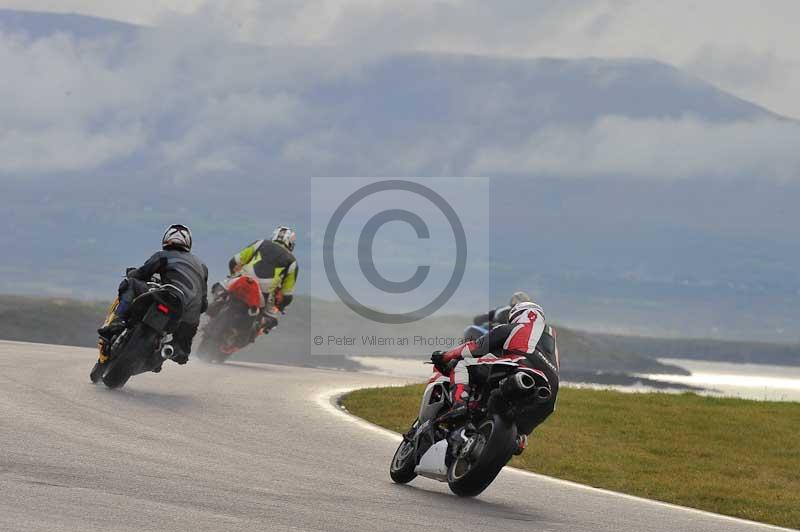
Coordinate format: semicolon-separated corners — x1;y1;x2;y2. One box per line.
0;296;110;348
4;294;795;378
592;332;800;366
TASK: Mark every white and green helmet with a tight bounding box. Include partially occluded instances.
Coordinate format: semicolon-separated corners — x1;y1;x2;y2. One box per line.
272;226;296;252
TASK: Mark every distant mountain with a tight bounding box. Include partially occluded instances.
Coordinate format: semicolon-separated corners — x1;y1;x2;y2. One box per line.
0;8;137;40
1;10;799;342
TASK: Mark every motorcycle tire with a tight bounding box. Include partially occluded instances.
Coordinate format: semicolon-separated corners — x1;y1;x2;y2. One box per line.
102;325;157;389
389;436;418;484
198;307;240;363
446;414;517;497
89;361;104;384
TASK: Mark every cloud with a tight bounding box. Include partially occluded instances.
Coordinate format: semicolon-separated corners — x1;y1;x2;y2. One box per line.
0;31;147;172
469;116;800;181
0;22;365;177
72;0;793;119
0;124;144;173
3;1;800;116
1;5;799;183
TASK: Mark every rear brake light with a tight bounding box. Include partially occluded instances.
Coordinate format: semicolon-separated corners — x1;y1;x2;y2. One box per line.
157;304;170;314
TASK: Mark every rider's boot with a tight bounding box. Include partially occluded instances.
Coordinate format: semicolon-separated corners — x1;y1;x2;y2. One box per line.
441;384;471;420
97;299;129;340
97;320;126;340
250;307;279;342
262;306;280;331
170;344;189;365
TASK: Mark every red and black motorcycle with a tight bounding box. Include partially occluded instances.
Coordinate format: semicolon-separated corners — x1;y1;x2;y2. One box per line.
196;275;275;363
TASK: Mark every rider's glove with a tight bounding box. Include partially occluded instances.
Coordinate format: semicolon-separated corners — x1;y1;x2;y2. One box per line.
430;350;450;374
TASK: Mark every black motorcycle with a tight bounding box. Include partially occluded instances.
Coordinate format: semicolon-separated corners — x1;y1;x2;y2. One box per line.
390;355;554;497
91;282;186;389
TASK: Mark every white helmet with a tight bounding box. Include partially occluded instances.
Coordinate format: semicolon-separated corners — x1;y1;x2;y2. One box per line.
508;301;543;324
272;225;296;252
162;224;192;252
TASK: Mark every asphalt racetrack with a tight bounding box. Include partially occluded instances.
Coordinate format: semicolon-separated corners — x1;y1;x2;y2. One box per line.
0;341;792;531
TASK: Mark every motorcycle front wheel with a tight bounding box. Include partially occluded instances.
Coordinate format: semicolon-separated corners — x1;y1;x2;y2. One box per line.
389;436;418;484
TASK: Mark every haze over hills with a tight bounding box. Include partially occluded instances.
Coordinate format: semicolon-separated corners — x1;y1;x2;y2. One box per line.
3;295;798;377
2;9;800;342
0;294;691;376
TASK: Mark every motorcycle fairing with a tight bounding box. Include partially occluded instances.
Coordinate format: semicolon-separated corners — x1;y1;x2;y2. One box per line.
414;440;449;481
224;275;265;309
418;373;450;423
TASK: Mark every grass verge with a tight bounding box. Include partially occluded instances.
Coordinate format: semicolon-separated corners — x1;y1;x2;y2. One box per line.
342;385;800;529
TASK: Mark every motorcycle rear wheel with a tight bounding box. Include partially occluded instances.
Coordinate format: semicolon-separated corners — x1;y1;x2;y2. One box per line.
446;414;517;497
102;325;156;389
197;307;241;363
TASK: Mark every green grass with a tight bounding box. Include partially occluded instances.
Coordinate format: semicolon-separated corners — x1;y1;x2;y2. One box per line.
342;385;800;529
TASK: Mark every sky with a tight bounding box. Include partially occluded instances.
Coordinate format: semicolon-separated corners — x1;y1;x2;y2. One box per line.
0;1;799;340
1;0;799;119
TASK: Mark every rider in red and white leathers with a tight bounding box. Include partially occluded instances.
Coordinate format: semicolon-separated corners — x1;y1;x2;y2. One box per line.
431;301;559;451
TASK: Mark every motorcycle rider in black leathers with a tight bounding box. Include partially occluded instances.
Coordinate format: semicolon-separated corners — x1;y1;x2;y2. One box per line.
96;224;209;367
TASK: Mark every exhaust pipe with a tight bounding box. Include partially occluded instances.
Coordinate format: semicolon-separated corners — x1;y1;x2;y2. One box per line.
513;372;537;390
500;372;552;403
160;344;175;360
534;385;552;403
500;372;536;398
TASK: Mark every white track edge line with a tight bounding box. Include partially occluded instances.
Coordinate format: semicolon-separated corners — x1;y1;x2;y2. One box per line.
316;387;796;532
